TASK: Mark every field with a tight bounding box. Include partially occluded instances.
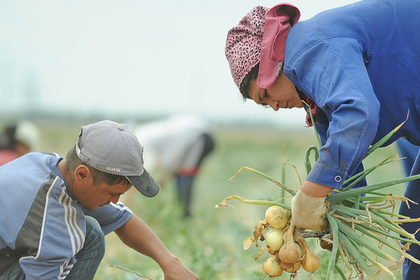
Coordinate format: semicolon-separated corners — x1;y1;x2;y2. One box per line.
34;120;408;280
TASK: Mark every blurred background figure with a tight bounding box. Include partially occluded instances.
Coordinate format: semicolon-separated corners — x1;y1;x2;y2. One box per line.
0;121;41;166
133;115;215;218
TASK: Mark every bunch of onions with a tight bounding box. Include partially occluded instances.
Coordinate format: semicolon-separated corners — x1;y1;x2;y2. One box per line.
216;117;420;279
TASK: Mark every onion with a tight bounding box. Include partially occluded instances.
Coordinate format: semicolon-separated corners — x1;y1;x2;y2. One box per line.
265;206;291;230
319;236;333;252
293;229;321;273
278;224;302;264
280;260;301;273
302;249;320;273
265;228;286;251
262;256;283;277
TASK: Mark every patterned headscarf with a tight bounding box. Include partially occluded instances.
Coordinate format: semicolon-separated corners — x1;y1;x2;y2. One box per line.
225;6;268;89
225;3;300;89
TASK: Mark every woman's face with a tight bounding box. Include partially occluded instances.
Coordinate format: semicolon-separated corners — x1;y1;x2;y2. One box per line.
248;71;304;111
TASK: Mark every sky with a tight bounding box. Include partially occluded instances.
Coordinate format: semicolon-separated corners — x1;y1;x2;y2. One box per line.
0;0;358;125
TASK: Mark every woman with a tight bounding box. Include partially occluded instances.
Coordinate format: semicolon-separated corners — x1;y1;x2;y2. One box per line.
225;0;420;278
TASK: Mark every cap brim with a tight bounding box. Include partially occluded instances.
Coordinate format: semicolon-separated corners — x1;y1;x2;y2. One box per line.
126;168;161;197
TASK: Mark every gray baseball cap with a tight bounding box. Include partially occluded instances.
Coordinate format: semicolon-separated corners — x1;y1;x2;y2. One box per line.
75;120;160;197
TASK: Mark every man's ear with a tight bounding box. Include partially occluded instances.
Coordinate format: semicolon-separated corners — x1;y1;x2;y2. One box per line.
74;165;91;182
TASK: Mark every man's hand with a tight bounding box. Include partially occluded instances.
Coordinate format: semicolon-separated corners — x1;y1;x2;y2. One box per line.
162;256;199;280
291;188;328;232
115;215;198;280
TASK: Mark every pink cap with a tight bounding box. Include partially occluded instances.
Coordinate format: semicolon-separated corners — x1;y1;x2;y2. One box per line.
225;3;300;89
258;3;300;89
225;6;269;89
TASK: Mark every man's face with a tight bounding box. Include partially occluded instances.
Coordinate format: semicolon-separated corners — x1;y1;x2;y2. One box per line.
71;166;132;210
77;181;132;211
248;71;304;111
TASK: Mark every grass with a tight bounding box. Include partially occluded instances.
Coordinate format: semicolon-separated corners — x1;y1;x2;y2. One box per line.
15;120;409;280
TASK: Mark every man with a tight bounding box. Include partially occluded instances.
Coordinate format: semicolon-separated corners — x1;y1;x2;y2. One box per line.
0;120;198;279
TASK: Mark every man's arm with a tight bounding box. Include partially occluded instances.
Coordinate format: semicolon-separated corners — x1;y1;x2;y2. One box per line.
114;215;198;280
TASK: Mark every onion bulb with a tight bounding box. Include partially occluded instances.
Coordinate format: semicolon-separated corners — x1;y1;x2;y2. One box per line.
281;260;301;273
319;236;333;252
262;256;283;277
278;224;302;264
265;229;286;251
301;247;320;273
293;229;321;273
265;206;291;230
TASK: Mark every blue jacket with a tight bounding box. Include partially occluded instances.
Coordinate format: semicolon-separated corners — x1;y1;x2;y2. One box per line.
0;153;133;279
284;0;420;189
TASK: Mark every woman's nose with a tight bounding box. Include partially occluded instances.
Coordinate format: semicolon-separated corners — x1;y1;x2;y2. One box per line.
269;100;280;111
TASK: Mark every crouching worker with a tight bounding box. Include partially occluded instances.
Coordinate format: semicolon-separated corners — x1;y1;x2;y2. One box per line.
0;120;198;280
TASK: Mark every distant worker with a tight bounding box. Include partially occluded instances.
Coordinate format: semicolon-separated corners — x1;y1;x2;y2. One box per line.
133;115;215;218
0;121;41;166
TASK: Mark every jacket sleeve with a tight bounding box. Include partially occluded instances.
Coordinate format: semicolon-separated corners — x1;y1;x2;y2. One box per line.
288;37;380;189
18;179;86;279
83;202;133;235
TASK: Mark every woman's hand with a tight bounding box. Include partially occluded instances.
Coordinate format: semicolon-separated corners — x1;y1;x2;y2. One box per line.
291;181;331;231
